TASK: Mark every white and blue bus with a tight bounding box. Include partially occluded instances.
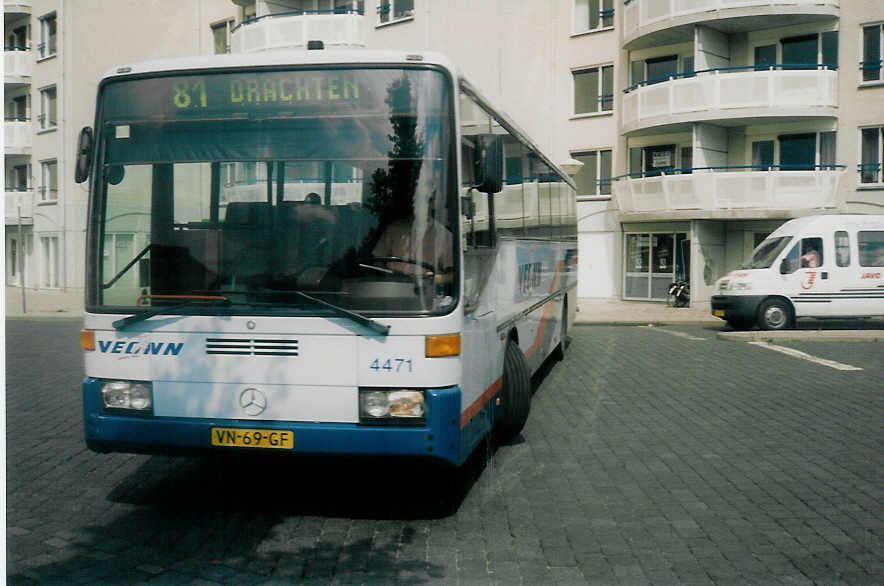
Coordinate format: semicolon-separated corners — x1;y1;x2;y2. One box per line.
77;49;577;468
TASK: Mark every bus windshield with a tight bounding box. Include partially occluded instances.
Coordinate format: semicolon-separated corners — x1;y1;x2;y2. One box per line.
89;67;457;316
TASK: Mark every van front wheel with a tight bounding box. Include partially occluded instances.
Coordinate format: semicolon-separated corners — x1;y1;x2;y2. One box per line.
758;299;793;330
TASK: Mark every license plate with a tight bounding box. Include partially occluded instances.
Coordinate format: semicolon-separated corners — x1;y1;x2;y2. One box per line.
211;427;293;449
713;309;726;317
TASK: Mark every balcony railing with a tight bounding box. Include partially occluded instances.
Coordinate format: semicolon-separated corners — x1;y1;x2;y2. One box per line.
622;65;838;133
230;9;364;53
4;119;31;151
5;188;33;223
613;165;843;214
4;47;32;81
623;0;840;43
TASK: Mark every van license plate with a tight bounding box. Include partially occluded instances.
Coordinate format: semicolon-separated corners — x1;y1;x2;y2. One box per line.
211;428;293;449
713;309;725;317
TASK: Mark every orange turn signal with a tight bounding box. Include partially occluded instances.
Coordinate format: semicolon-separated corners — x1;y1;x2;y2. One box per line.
80;329;95;351
425;333;461;357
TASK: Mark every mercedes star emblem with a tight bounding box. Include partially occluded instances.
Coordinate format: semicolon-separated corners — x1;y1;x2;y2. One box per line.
239;388;267;416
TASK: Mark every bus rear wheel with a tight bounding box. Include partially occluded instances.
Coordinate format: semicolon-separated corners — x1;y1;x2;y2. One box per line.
494;340;531;444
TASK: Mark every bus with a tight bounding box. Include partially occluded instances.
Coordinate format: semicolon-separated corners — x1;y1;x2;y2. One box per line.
76;49;578;468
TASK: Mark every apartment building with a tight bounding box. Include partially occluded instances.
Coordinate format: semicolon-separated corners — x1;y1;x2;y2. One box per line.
5;0;883;309
226;0;883;306
3;0;236;309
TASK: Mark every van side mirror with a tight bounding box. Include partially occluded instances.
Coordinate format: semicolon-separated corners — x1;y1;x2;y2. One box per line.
474;134;503;194
779;258;790;274
74;127;94;184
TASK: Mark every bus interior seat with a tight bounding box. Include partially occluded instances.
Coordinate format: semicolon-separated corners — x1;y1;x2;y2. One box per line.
222;201;273;286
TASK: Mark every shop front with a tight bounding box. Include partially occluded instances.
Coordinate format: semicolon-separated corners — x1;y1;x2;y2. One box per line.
624;229;690;301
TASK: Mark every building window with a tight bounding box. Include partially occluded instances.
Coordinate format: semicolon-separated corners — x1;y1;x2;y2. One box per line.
860;126;883;184
211;20;233;54
574;0;613;34
7;24;29;51
40;160;57;202
862;23;883;82
9;164;30;191
40;235;59;288
38;12;57;58
572;149;612;197
39;86;57;130
573;65;613;115
240;1;256;23
378;0;413;25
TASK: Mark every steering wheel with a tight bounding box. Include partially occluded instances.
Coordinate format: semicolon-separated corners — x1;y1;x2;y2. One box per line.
359;256;436;277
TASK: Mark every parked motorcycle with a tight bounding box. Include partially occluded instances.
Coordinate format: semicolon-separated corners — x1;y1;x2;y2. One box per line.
667;280;690;307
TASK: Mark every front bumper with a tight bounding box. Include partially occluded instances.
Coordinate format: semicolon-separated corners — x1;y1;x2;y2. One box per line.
83;378;462;465
710;295;765;322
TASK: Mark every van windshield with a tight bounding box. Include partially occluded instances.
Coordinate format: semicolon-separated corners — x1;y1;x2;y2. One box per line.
740;236;793;269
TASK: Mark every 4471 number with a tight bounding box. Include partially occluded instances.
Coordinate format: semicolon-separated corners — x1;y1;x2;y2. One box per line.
369;358;413;373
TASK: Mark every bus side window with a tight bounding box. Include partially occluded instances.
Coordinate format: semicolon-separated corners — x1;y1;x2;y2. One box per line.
835;231;850;267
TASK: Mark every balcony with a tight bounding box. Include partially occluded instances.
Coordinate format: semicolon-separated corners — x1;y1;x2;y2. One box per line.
613;166;842;218
622;0;839;49
622;66;837;134
4;47;32;85
4;0;31;14
4;119;31;154
5;189;33;225
230;10;364;53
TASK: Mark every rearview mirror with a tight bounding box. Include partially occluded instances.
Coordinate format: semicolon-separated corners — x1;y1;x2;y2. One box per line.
474;134;503;194
74;127;94;184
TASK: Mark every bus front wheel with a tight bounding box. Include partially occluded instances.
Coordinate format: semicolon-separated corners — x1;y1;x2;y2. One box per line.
494;340;531;444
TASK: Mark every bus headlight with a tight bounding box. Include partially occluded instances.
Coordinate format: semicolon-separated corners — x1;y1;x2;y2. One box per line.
101;381;153;412
359;389;426;424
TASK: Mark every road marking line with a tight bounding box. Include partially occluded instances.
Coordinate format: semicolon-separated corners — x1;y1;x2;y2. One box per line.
748;341;863;371
639;325;706;341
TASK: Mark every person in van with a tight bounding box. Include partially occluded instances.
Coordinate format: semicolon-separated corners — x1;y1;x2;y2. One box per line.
800;247;820;268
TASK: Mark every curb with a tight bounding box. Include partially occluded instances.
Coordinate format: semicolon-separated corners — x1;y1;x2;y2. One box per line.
717;330;884;343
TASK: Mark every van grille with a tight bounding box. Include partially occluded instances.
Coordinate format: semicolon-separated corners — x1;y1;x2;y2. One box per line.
206;338;299;356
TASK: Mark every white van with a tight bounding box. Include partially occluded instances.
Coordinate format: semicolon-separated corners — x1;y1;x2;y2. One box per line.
711;215;884;330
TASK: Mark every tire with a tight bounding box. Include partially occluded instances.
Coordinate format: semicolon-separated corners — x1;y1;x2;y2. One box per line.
758;298;793;330
552;300;568;361
494;340;531;445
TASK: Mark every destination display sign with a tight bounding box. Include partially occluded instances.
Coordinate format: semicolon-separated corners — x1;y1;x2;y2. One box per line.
100;68;419;122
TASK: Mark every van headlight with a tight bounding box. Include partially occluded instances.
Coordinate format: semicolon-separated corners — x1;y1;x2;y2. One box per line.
101;380;153;413
359;389;426;425
732;282;753;291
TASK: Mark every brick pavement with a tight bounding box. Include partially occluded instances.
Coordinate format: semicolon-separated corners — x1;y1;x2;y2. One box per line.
5;319;883;584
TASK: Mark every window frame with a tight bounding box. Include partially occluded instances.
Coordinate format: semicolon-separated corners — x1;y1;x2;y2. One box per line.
572;63;614;117
571;148;613;200
859;125;884;186
39;234;60;289
377;0;414;27
38;11;57;59
39;159;58;203
572;0;614;36
210;19;234;54
860;22;883;84
38;85;57;131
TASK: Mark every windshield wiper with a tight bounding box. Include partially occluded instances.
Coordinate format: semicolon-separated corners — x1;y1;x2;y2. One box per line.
113;295;230;331
292;290;390;337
